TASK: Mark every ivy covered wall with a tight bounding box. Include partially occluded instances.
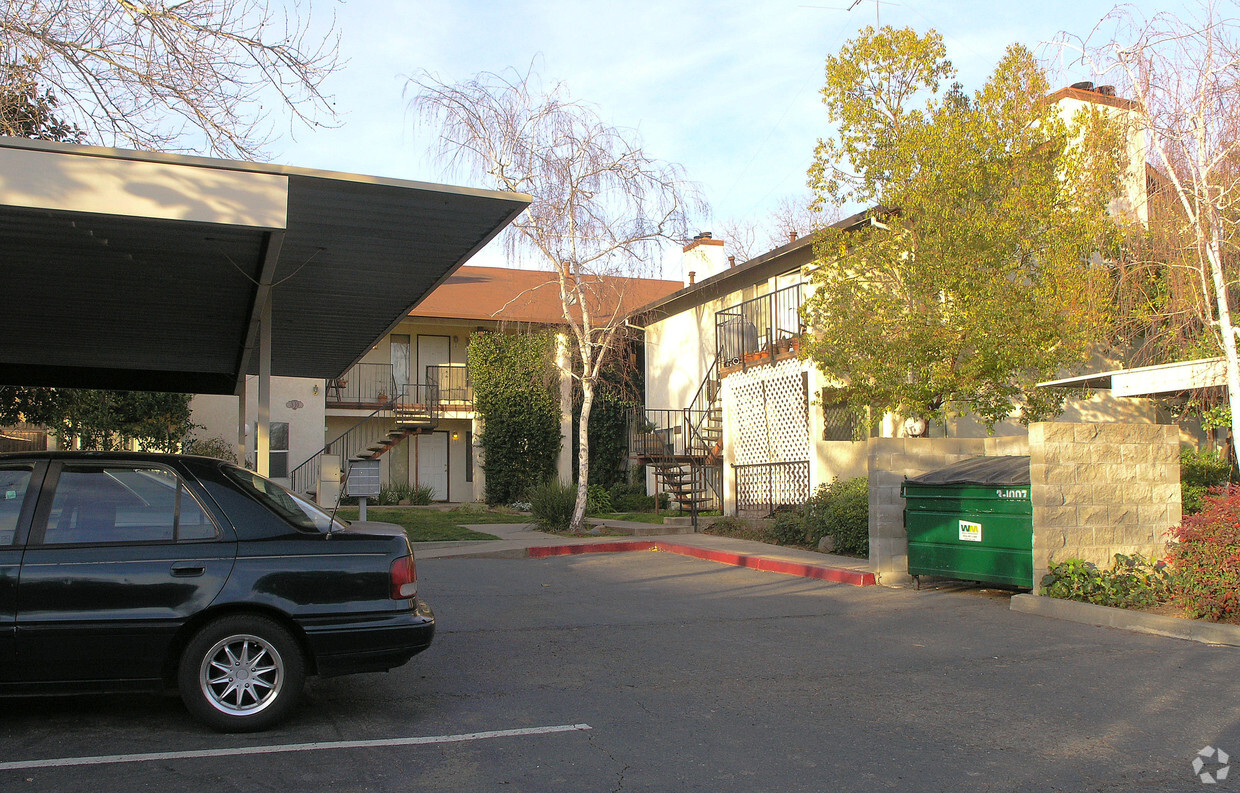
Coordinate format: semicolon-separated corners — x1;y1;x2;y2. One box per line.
468;330;561;504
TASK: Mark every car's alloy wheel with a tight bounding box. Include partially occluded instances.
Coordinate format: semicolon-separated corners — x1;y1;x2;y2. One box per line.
200;633;283;715
179;615;305;732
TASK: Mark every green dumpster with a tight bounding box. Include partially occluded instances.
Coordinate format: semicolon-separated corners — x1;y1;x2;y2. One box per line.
901;456;1032;588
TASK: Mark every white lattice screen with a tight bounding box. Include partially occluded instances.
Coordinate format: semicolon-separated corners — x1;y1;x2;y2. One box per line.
727;360;809;466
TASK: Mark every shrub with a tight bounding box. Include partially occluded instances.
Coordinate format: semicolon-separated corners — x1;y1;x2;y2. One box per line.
1041;554;1172;609
586;484;612;515
1168;485;1240;621
182;435;238;464
377;484;409;505
607;480;668;512
768;510;808;546
704;516;769;543
377;483;433;505
1180;446;1233;515
804;477;869;556
528;479;578;532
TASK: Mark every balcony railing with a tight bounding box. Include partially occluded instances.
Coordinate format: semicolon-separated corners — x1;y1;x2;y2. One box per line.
326;363;398;406
427;364;473;407
328;362;474;411
715;282;804;369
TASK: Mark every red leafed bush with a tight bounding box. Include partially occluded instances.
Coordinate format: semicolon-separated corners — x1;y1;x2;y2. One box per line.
1168;484;1240;621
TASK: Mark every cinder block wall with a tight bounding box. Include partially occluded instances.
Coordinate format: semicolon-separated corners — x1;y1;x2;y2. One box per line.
1028;422;1181;586
868;435;1029;585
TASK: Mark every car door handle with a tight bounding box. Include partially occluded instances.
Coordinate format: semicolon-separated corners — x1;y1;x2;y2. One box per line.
170;561;206;577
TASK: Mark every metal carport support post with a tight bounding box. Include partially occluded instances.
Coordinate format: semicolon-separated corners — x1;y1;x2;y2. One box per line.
257;294;271;477
238;229;284;477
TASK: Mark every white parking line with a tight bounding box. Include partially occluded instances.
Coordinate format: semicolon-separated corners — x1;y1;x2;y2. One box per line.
0;723;594;771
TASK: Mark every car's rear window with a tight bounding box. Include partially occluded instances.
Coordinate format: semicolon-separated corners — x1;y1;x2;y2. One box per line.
221;466;343;534
0;465;33;545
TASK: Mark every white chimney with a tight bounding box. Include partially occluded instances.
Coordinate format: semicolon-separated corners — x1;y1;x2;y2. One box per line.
682;232;728;287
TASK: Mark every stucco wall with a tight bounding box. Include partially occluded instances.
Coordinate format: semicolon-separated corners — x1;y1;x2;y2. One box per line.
189;375;325;482
644;304;718;412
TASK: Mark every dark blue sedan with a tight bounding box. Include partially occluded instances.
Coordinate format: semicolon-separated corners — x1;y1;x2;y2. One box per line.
0;452;434;731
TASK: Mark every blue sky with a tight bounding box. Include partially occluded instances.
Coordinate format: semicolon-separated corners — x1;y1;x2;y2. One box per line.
277;0;1170;272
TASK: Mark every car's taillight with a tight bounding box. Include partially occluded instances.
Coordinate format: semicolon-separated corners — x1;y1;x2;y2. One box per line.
390;555;418;600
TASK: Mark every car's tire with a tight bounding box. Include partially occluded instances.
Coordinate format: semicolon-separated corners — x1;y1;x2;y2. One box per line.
178;614;305;732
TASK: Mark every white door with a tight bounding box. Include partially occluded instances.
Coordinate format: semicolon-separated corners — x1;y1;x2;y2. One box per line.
417;335;450;397
417;431;449;501
391;334;410;393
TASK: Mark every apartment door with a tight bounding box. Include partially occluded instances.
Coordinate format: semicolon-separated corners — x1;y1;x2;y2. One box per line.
417;335;450;398
417;431;449;501
391;334;411;392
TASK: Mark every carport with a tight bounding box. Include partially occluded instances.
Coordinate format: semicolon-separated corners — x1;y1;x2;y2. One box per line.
0;137;530;473
1039;357;1227;396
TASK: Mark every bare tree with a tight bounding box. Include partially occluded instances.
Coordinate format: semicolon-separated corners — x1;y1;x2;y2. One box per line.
1;0;341;158
411;66;702;531
766;193;838;247
716;193;838;266
716;217;760;264
1072;2;1240;451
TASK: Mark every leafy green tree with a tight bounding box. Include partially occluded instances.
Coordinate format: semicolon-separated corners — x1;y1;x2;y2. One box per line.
0;387;194;452
0;61;84;142
803;27;1128;431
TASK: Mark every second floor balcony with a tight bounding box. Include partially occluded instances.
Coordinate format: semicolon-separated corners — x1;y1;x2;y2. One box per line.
327;361;474;411
715;282;803;373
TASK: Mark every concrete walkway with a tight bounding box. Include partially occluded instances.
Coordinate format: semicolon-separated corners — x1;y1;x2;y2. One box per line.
415;522;876;586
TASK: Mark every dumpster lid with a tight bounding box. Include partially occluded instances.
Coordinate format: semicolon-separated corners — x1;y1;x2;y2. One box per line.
905;455;1030;486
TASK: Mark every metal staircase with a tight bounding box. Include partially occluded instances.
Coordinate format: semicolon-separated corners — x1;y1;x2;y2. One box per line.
289;383;439;496
631;353;723;517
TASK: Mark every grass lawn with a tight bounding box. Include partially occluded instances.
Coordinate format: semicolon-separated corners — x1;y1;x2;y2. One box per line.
595;512;665;524
336;506;531;542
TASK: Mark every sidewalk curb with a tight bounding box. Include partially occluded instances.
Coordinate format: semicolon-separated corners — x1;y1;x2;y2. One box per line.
526;541;877;587
1010;593;1240;647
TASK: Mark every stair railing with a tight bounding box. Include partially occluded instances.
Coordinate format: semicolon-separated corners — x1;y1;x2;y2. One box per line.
682;352;723;460
289;373;433;496
289;397;398;495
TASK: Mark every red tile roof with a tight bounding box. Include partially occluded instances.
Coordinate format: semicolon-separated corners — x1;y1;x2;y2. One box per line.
409;265;683;325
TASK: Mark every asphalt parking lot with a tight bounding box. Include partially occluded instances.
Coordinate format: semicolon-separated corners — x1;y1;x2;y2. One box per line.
2;550;1238;792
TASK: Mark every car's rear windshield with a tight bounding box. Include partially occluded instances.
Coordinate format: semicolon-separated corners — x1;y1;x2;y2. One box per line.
221;466;346;534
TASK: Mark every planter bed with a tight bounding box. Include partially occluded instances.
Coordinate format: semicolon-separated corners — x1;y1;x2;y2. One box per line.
1010;593;1240;647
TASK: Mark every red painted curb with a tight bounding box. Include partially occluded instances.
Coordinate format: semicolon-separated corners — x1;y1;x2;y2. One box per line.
526;541;876;586
527;541;656;558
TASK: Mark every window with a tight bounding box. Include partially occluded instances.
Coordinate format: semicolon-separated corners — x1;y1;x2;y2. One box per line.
41;464;218;545
223;465;345;534
822;389;858;441
0;465;33;545
269;421;290;479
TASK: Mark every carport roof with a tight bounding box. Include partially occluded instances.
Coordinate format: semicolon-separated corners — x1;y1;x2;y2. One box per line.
0;137;530;395
1038;357;1227;397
